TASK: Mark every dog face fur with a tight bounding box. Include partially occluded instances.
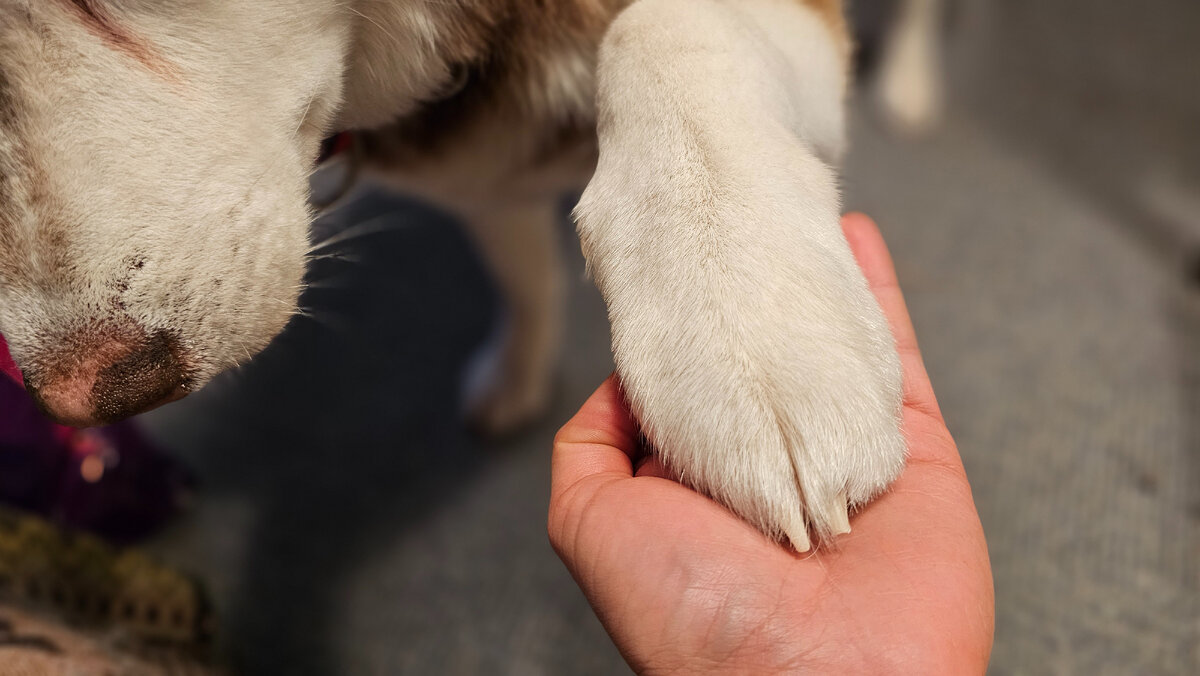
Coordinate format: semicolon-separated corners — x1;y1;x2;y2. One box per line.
0;0;624;391
0;0;348;389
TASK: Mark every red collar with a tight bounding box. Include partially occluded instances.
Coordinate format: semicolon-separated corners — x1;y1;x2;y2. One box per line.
0;335;23;387
318;132;355;165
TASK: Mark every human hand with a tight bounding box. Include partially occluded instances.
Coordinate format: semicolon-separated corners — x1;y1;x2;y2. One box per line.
548;213;994;674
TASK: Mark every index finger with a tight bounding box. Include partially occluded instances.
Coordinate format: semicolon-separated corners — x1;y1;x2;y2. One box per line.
550;374;640;501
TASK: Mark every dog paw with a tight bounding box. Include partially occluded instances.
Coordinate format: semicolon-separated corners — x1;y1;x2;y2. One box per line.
578;139;905;550
618;286;906;551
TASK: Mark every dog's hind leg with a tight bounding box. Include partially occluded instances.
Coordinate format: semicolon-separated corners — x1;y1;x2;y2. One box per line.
363;116;591;437
460;197;567;436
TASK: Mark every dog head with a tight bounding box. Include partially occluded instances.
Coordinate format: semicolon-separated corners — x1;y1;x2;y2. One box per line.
0;0;349;425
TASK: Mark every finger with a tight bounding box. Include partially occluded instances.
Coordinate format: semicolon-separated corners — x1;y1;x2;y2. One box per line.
634;454;676;481
551;374;641;500
842;213;944;423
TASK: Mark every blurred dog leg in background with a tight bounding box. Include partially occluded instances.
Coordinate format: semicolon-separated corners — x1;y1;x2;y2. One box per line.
855;0;949;136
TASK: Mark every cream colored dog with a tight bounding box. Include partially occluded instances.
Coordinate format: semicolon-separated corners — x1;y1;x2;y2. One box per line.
0;0;905;550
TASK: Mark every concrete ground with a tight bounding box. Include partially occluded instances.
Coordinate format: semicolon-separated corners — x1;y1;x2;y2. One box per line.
141;1;1199;673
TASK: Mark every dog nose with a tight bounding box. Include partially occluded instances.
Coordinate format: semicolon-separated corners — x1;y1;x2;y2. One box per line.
26;331;190;427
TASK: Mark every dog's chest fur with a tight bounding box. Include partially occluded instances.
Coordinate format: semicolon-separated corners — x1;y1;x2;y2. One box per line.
339;0;633;173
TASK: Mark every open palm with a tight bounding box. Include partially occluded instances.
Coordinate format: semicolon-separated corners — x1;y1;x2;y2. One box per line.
548;214;994;674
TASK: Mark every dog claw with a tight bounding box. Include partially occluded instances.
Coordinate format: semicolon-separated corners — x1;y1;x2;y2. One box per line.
784;490;852;552
829;491;852;536
784;516;812;553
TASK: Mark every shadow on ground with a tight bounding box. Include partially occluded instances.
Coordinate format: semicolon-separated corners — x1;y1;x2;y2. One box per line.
141;193;503;673
142;188;623;675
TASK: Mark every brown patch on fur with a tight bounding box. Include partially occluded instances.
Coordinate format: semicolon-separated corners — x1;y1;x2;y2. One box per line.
800;0;851;59
22;162;74;282
59;0;178;80
0;70;15;130
0;70;19;253
357;0;629;173
355;0;850;177
801;0;844;27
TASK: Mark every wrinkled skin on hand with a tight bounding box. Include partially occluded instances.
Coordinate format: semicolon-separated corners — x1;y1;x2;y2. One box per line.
548;214;994;675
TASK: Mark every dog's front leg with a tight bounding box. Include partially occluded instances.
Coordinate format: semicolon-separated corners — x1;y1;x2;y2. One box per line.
576;0;905;550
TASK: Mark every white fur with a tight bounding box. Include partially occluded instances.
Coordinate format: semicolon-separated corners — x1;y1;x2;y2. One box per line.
0;0;350;381
576;0;904;549
338;2;465;129
0;0;905;549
